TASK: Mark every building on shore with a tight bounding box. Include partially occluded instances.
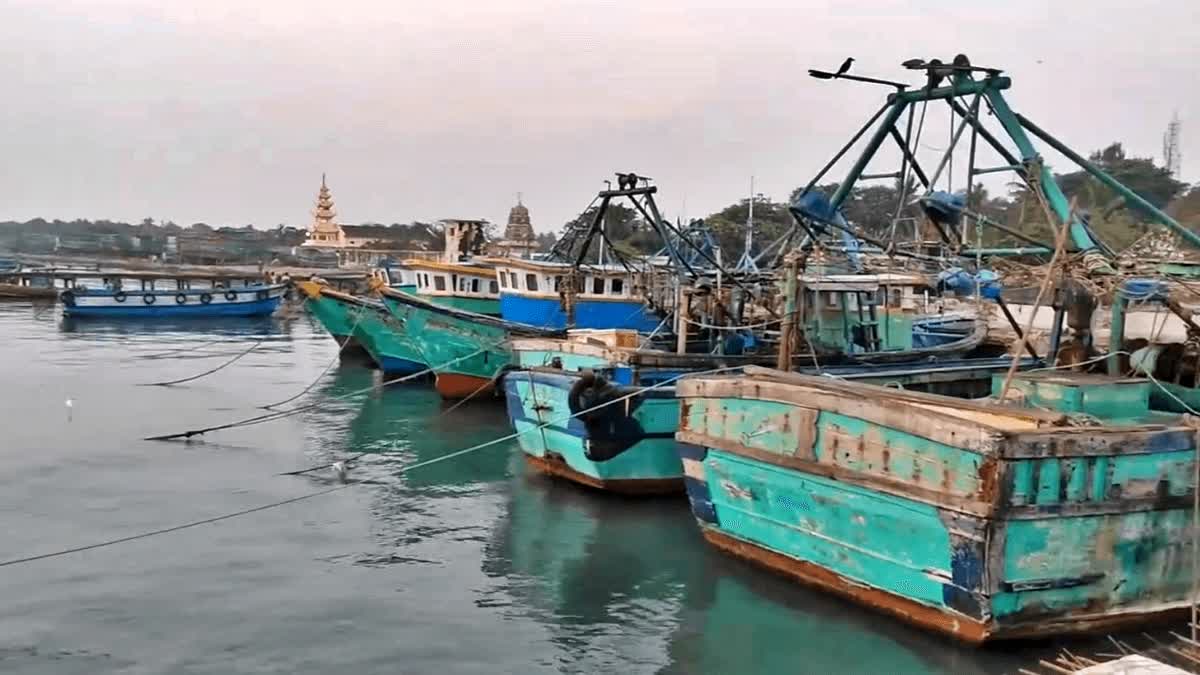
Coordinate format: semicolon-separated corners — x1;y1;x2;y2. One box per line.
488;196;539;259
300;174;439;267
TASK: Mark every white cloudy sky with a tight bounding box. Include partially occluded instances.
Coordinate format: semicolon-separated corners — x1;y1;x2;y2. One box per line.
2;0;1196;231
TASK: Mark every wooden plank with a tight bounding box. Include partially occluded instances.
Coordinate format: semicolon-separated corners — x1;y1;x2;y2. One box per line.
680;377;1004;453
677;429;996;516
737;366;1070;424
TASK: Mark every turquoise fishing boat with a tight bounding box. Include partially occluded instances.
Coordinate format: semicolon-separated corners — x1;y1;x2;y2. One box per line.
662;50;1200;642
502;268;1001;495
675;366;1198;643
297;280;428;374
372;280;561;398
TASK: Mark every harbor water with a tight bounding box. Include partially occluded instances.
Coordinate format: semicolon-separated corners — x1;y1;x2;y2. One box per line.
0;302;1065;674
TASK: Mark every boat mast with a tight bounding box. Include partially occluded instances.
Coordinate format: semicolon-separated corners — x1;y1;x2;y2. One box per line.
735;176;759;273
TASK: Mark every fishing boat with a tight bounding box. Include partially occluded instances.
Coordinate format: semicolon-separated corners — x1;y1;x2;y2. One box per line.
674;364;1197;643
503;271;1001;496
60;273;285;317
667;53;1200;643
295;280;427;374
405;259;501;315
371;280;561;397
365;176;723;399
490;258;663;331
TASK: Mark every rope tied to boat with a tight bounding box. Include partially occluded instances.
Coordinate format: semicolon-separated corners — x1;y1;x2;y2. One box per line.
142;339;511;441
1;365;745;567
137;340;264;387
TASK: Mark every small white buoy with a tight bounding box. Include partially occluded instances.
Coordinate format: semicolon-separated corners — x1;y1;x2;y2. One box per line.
65;398;74;422
331;461;348;483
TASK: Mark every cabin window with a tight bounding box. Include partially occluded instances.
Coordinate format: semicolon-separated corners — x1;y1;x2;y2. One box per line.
525;274;538;292
891;288;903;307
509;272;518;288
489;280;499;294
591;277;604;295
825;292;839;308
499;274;507;289
434;275;446;291
611;278;624;295
554;275;563;292
471;278;480;293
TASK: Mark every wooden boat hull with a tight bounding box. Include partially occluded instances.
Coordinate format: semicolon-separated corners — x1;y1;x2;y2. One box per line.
675;371;1198;643
347;304;427;375
377;288;561;400
61;285;286;317
303;293;368;355
503;369;683;495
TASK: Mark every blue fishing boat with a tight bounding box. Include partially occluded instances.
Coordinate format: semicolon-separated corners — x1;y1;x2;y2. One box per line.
490;258;664;331
60;273;285;318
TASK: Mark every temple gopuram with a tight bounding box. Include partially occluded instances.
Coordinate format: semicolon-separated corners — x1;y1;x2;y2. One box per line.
490;195;539;259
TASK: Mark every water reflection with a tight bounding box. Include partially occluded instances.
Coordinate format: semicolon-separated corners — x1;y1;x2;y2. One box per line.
481;474;1022;674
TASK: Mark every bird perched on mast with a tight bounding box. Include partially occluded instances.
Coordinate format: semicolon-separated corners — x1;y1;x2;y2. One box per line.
836;57;854;76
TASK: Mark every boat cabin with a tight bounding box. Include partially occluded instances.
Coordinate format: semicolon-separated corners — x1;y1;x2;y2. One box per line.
489;259;639;302
798;272;932;353
485;257;662;331
404;259;501;315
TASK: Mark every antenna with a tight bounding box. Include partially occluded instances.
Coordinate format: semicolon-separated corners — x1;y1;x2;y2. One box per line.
735;176;760;273
1164;112;1182;177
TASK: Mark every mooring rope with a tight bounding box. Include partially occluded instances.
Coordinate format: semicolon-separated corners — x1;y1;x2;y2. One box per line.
257;298;369;410
142;340;508;441
136;339;226;360
2;364;745;567
282;364;743;477
137;340;264;387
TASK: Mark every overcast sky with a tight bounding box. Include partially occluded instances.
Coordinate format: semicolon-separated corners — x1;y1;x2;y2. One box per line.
2;0;1196;232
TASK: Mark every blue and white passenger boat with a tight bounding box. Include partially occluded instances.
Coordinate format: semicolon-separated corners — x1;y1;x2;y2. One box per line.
60;273;286;318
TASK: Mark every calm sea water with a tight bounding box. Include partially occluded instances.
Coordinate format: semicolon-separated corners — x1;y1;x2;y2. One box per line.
0;301;1068;674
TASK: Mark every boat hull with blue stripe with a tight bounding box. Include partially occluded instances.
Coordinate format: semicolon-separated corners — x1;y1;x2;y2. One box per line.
61;284;286;318
675;368;1198;643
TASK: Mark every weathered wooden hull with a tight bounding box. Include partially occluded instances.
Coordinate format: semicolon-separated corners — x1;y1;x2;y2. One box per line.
675;371;1197;643
503;369;683;495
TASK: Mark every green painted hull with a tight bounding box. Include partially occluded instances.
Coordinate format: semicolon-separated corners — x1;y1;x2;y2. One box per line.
346;302;428;374
378;290;556;398
305;293;362;346
676;373;1197;642
417;293;500;316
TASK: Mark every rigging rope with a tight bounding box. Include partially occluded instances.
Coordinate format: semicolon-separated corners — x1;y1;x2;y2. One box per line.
143;340;508;441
